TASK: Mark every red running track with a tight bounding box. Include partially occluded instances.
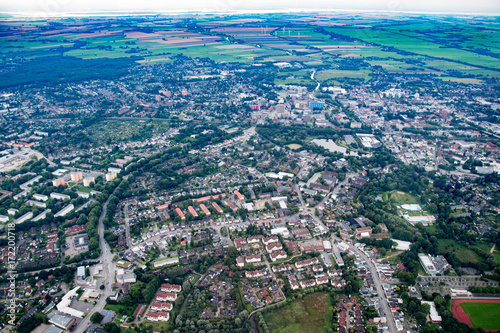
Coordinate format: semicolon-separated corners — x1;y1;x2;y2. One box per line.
451;299;500;332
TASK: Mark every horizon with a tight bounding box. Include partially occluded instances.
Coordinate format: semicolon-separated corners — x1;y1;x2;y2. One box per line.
1;0;499;17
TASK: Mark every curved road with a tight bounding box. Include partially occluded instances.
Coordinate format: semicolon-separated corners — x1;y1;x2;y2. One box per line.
73;195;116;333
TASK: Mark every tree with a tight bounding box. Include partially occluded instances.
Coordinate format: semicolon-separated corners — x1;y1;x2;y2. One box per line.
103;323;120;333
183;281;192;293
91;312;104;324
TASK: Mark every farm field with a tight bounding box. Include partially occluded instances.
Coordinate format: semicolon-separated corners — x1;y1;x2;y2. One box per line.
1;14;499;85
452;299;500;331
315;69;371;83
263;293;332;333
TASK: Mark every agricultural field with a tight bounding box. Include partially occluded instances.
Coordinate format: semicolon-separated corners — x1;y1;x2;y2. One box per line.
263;293;332;333
1;14;499;84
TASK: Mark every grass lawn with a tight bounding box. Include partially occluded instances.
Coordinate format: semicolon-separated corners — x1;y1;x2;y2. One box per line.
78;186;92;193
384;190;419;205
437;239;481;265
426;225;439;235
474;242;493;254
461;302;500;330
104;303;137;317
263;293;331;333
494;252;500;265
140;320;170;332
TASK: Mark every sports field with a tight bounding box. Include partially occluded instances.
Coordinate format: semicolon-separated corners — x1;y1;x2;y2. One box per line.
452;299;500;331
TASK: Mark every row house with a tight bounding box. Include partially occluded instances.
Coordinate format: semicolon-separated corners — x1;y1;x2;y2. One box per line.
160;284;181;293
289;274;300;290
146;311;170;322
150;302;173;312
295;257;319;269
266;243;283;253
272;264;292;273
156;292;177;302
270;250;287;262
300;279;316;289
316;276;329;285
245;269;267;279
262;236;279;246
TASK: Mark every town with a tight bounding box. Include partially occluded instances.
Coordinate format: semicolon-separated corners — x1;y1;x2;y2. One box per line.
0;11;499;333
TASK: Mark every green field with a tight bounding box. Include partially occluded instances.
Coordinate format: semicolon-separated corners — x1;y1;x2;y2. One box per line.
494;252;500;265
383;191;419;205
461;302;500;330
315;69;371;83
263;293;331;333
78;186;92;193
437;239;480;265
83;119;169;145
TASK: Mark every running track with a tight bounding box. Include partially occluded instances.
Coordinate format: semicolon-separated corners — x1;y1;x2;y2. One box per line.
451;299;500;332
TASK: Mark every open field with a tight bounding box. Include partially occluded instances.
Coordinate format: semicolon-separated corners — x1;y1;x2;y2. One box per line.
83;120;169;145
287;144;303;150
494;252;500;265
315;69;371;82
452;299;500;331
383;191;419;205
1;15;499;85
437;239;481;265
263;292;331;333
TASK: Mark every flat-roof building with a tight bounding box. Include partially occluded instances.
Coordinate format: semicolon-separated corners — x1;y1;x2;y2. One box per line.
49;314;75;330
55;204;74;217
418;253;450;276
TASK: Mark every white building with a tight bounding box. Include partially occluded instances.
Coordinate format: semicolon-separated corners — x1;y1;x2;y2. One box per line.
56;287;85;318
270;227;290;237
422;301;442;322
33;193;49;201
15;212;33;225
55;204;74;217
50;192;70;200
116;273;137;284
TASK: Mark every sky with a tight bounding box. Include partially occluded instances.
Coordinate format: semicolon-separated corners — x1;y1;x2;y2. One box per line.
0;0;499;15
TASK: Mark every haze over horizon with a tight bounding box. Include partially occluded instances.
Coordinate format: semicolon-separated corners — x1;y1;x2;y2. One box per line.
1;0;499;16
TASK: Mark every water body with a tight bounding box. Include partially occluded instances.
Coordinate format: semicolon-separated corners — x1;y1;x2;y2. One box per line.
312;139;347;154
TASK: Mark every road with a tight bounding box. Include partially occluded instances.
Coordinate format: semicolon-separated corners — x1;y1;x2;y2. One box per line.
124;203;132;248
295;175;398;333
332;236;398;333
73;194;116;333
310;70;320;91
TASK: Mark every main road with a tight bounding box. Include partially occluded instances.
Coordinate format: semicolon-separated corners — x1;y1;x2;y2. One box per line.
73;195;116;333
295;176;398;333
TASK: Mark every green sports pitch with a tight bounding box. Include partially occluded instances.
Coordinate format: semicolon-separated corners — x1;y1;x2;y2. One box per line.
461;302;500;331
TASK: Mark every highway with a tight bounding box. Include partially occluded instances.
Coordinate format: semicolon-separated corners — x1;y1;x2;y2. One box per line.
73;194;116;333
